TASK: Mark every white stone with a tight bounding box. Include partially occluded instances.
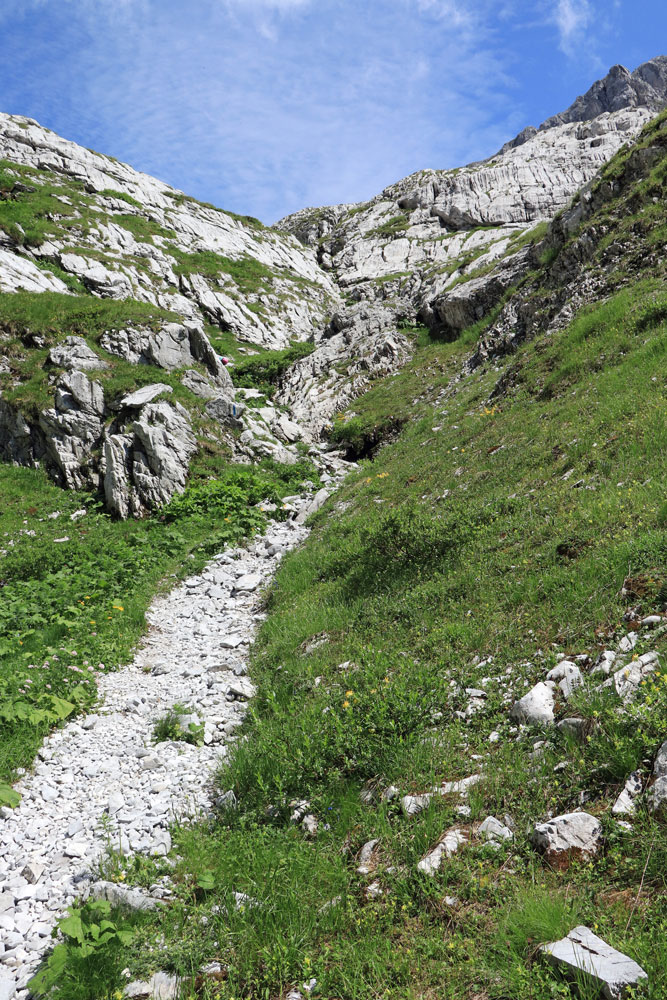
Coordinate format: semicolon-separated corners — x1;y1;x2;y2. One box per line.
510;682;555;725
531;812;602;860
540;925;647;999
417;829;467;874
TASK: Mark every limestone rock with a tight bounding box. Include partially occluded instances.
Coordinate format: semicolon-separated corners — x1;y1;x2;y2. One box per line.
540;925;648;999
48;336;109;371
510;682;555;726
546;660;583;700
531;812;602;867
103;401;196;517
0;247;69;294
0;971;17;1000
612;772;642;816
39;370;105;489
89;880;157;912
120;384;173;409
652;739;667;778
417;828;466;874
648;776;667;817
478;816;513;842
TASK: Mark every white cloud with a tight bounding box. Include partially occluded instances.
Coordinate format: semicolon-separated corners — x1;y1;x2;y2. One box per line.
412;0;474;28
553;0;593;55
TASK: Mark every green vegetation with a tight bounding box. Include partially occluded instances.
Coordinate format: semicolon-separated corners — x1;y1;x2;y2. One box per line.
152;704;204;746
169;248;276;297
99;189;142;208
86;272;667;999
365;213;410;239
0;158;96;246
29;899;139;999
111;213;176;243
232;341;315;397
0;458;316;789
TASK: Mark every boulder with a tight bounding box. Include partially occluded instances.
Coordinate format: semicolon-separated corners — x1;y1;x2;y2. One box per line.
39;370;106;489
206;393;246;424
540;925;647;999
510;682;555;726
103;401;196;517
531;812;602;868
181;369;218;399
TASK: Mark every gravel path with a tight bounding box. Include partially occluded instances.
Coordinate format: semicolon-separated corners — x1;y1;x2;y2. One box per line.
0;490;326;997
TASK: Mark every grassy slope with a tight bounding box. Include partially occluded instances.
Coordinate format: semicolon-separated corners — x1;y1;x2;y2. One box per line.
85;123;667;1000
14;116;667;998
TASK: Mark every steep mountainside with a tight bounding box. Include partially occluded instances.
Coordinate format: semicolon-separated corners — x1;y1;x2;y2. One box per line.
0;57;666;518
275;57;667;436
2;57;667;1000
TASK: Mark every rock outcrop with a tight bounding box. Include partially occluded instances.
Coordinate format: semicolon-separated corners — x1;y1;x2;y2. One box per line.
0;112;338;350
275;57;667;435
2;56;667;506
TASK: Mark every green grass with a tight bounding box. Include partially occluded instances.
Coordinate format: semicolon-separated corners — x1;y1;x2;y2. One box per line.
96;274;667;1000
0;459;317;791
12;97;667;1000
111;213;176;243
365;213;410;239
169;248;277;297
231;341;315;397
0;159;96;247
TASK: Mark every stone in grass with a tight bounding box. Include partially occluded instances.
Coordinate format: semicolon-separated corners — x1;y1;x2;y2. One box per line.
546;660;583;700
356;839;379;875
510;682;555;726
478;816;513;842
648;776;667;817
417;828;467;875
125;972;179;999
612;772;643;816
652;738;667;778
540;925;647;999
531;812;602;870
89;880;157;912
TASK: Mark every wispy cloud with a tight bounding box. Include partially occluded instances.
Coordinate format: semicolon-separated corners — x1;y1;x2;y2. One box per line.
0;0;643;222
552;0;593;55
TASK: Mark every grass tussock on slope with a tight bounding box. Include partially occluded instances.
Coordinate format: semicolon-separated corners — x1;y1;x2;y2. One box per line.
84;279;667;1000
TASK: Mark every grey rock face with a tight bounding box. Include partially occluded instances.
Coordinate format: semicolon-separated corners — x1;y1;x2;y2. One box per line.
540;57;667;132
48;336;109;372
39;370;106;489
540;925;648;999
0;112;337;350
104;400;197;517
0;247;68;294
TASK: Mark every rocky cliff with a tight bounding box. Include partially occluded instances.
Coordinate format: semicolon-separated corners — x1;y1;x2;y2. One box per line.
275;57;667;437
1;57;667;514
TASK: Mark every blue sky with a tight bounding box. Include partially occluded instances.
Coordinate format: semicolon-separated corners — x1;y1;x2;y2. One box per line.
1;1;666;223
